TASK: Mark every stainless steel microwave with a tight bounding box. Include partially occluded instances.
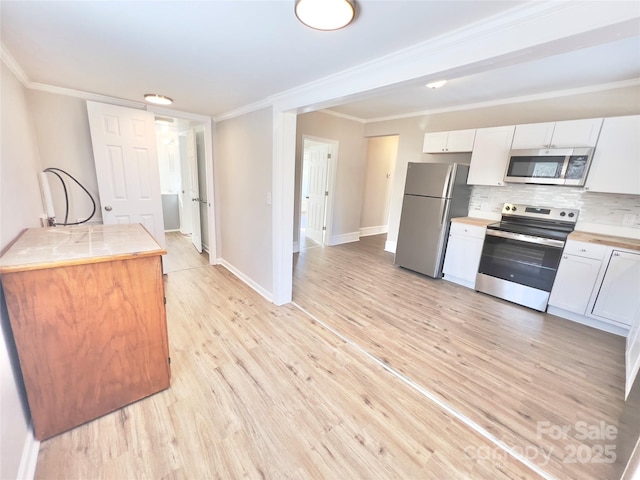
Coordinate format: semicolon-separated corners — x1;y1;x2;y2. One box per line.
504;147;594;186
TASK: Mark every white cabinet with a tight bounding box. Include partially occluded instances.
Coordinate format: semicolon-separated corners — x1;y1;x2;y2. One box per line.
467;125;515;186
423;129;476;153
442;222;486;289
585;115;640;195
590;250;640;326
511;118;603;149
548;241;606;314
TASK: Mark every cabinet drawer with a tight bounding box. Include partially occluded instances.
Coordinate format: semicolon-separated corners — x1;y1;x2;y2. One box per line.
563;240;607;260
449;222;486;239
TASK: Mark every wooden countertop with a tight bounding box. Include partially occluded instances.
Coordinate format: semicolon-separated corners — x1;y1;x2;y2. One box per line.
0;224;166;274
569;231;640;252
451;217;497;227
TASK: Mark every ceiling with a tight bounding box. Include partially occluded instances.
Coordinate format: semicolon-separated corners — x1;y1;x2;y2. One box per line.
2;1;639;121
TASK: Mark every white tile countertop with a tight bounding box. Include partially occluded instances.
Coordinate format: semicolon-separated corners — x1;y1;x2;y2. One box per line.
0;224;165;274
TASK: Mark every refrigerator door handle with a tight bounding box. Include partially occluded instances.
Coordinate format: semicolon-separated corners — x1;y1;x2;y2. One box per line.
440;199;450;227
442;164;455;198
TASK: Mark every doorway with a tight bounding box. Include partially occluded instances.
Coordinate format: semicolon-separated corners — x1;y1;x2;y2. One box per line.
155;116;210;257
298;136;338;251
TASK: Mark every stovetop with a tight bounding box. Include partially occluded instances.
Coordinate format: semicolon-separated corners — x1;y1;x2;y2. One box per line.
487;203;579;241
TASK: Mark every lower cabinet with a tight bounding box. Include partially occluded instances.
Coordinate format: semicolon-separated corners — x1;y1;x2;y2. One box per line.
548;240;606;314
590;250;640;326
442;221;486;289
548;239;640;336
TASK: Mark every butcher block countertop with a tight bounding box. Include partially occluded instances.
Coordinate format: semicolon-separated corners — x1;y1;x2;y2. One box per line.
451;217;496;227
569;231;640;251
0;224;166;274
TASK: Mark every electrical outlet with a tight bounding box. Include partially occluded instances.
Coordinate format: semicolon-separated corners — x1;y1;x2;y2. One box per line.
622;213;636;227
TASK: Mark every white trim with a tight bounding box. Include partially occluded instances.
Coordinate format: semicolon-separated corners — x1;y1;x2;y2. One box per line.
292;301;557;480
219;259;273;303
360;78;640;123
327;231;360;246
147;106;218;263
271;111;296;306
1;42;30;86
384;240;397;254
359;225;388;237
164;229;181;233
293;241;300;254
318;108;366;124
214;99;272;123
546;306;628;337
17;425;39;480
31;82;146;109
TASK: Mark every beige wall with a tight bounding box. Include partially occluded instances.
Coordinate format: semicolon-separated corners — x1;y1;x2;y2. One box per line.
360;135;398;232
215;107;273;294
364;85;640;249
26;90;101;223
0;63;43;479
295;112;366;244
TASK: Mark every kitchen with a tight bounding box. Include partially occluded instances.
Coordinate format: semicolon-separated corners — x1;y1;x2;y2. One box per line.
2;1;640;479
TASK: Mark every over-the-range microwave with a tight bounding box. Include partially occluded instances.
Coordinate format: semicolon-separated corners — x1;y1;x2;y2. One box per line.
504;147;594;186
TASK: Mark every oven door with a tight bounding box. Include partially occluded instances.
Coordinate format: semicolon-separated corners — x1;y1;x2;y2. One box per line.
475;230;565;311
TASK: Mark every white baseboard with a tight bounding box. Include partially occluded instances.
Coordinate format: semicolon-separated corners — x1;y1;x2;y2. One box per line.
359;225;388;237
164;229;181;233
219;260;273;303
327;231;360;246
293;241;300;254
17;425;39;480
384;240;396;253
546;306;628;337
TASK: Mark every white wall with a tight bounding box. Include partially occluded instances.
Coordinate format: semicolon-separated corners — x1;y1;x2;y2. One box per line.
215;107;273;296
295;112;366;245
364;85;640;250
26;89;100;224
0;62;42;480
360;135;398;235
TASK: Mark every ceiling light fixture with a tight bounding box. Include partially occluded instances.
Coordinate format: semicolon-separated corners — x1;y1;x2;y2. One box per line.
144;94;173;105
295;0;355;31
426;80;447;89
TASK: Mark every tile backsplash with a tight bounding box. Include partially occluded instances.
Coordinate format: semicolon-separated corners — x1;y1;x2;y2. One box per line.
469;185;640;230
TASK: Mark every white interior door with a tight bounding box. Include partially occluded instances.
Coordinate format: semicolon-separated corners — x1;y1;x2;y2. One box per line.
305;144;329;245
186;129;202;253
178;134;193;235
626;306;640;399
86;101;166;249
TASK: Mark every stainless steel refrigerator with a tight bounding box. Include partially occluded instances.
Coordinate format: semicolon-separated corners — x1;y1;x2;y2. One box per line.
395;162;471;278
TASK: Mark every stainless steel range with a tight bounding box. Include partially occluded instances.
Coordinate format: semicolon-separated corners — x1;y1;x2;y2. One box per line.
476;203;579;312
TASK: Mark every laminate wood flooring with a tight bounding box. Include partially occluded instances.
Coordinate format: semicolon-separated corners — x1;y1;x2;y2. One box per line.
163;231;209;274
33;233;639;479
292;234;640;480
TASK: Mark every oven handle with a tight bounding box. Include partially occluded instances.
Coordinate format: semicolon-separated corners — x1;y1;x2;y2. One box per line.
485;229;565;248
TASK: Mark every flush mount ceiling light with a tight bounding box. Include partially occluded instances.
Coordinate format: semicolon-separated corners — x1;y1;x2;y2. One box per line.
144;94;173;105
426;80;447;89
295;0;355;31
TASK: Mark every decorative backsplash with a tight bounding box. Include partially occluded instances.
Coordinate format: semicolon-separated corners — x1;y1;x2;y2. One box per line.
469;185;640;229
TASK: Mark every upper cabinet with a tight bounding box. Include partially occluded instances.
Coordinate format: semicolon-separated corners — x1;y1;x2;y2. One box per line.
511;118;603;149
467;126;515;186
585;115;640;195
423;129;476;153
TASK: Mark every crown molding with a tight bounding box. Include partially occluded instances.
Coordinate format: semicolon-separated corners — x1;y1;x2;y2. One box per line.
1;42;30;85
29;82;146;109
358;78;640;123
317;109;365;124
213;99;272;122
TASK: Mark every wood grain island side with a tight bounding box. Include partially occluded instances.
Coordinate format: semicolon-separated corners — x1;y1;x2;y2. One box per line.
0;224;170;440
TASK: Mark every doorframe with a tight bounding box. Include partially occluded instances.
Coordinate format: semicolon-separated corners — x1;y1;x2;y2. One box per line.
299;135;338;249
147;106;217;264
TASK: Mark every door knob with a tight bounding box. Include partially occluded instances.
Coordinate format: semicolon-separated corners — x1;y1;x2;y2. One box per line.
104;205;112;211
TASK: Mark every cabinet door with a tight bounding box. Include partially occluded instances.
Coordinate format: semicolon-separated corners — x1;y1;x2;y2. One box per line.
423;132;449;153
443;232;484;285
550;118;602;147
446;129;476;152
511;122;555;149
467;126;515;186
585;115;640;195
548;254;602;314
591;251;640;326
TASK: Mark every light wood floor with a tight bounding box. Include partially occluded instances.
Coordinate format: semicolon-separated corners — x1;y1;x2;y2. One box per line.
34;233;638;479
